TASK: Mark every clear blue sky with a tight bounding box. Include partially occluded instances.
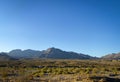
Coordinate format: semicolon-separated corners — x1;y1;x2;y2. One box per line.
0;0;120;57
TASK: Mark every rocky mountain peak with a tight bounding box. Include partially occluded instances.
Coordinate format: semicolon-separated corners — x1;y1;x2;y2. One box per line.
45;47;61;53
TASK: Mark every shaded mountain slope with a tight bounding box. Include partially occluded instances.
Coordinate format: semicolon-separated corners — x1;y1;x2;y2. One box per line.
0;53;15;61
8;49;41;58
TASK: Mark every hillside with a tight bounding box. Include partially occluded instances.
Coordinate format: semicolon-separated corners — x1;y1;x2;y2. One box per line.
102;53;120;59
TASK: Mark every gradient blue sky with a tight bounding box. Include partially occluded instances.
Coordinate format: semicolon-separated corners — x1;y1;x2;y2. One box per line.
0;0;120;57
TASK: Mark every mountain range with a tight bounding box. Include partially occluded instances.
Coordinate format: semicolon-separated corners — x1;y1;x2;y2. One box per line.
0;47;95;60
0;47;120;60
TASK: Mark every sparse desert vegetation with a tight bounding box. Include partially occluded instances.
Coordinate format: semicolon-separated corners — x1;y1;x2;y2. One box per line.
0;59;120;82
